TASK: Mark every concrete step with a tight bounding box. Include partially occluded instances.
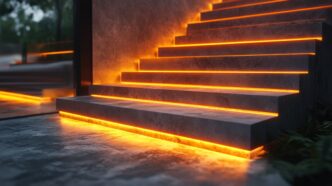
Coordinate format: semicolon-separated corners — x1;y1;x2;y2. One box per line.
90;84;296;113
188;9;332;32
57;96;276;150
177;20;324;44
203;0;332;21
213;0;268;10
158;39;317;57
139;55;312;71
121;72;304;90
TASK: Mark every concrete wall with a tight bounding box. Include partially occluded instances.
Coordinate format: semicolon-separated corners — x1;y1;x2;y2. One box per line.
92;0;219;84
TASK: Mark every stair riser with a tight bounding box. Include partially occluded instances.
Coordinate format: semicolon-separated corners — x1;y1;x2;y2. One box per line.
57;98;269;149
204;0;332;21
140;56;310;71
122;73;302;89
90;85;281;112
158;41;316;57
213;0;267;10
178;21;323;44
188;10;330;31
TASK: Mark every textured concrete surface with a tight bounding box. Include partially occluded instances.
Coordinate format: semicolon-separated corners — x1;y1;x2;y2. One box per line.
202;0;332;21
57;96;274;149
92;0;219;84
0;114;289;186
90;84;290;112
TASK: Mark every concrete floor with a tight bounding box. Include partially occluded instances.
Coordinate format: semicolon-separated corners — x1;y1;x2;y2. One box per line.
0;114;289;186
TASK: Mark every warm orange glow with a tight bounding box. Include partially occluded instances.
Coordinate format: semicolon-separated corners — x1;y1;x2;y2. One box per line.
91;94;278;117
32;50;74;57
153;52;315;59
59;111;265;159
171;37;322;47
121;81;299;93
137;70;308;74
197;5;332;23
0;90;51;104
213;0;287;11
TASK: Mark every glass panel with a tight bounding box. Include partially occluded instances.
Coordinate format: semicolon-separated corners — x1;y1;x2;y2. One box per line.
0;0;74;119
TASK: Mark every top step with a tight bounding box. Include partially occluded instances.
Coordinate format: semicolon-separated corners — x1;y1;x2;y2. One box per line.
204;0;332;21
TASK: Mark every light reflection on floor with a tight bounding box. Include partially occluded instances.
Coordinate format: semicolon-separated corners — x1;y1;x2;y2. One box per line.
0;97;55;120
60;117;249;180
0;114;288;186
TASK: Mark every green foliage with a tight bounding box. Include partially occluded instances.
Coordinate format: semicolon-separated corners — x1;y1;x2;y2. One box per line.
0;0;73;45
265;104;332;186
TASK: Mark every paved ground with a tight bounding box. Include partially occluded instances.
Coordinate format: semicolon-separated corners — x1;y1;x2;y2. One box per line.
0;114;289;186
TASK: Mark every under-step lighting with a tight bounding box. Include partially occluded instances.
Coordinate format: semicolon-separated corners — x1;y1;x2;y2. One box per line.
213;0;287;11
0;90;51;104
31;50;74;57
169;37;322;47
197;5;332;23
91;94;278;117
59;111;265;159
152;53;315;59
137;70;308;74
121;81;300;94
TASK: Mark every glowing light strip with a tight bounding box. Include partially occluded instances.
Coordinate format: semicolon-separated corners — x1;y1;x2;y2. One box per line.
121;81;299;93
59;111;265;159
137;70;308;75
91;94;278;117
170;37;321;47
31;50;74;57
152;52;315;59
0;90;50;104
213;0;287;11
197;5;332;23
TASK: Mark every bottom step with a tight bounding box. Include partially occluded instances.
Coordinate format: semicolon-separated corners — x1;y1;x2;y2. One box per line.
56;96;277;158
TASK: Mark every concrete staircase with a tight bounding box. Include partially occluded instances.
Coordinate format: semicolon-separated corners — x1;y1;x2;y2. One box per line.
57;0;332;158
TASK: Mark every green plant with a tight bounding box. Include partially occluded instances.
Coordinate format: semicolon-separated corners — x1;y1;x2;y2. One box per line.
265;104;332;186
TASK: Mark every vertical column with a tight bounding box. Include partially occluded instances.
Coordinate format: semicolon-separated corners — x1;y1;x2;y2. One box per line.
73;0;92;96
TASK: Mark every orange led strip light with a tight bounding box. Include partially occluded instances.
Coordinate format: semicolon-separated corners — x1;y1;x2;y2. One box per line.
33;50;74;57
0;90;50;104
198;5;332;23
137;70;308;74
213;0;287;11
59;111;265;159
170;37;322;47
153;53;315;59
121;81;299;94
91;94;278;117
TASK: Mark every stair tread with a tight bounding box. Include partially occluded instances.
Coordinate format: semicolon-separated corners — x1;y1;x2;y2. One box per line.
59;96;275;124
185;19;323;35
203;0;332;21
188;8;331;31
139;55;311;71
92;83;294;96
